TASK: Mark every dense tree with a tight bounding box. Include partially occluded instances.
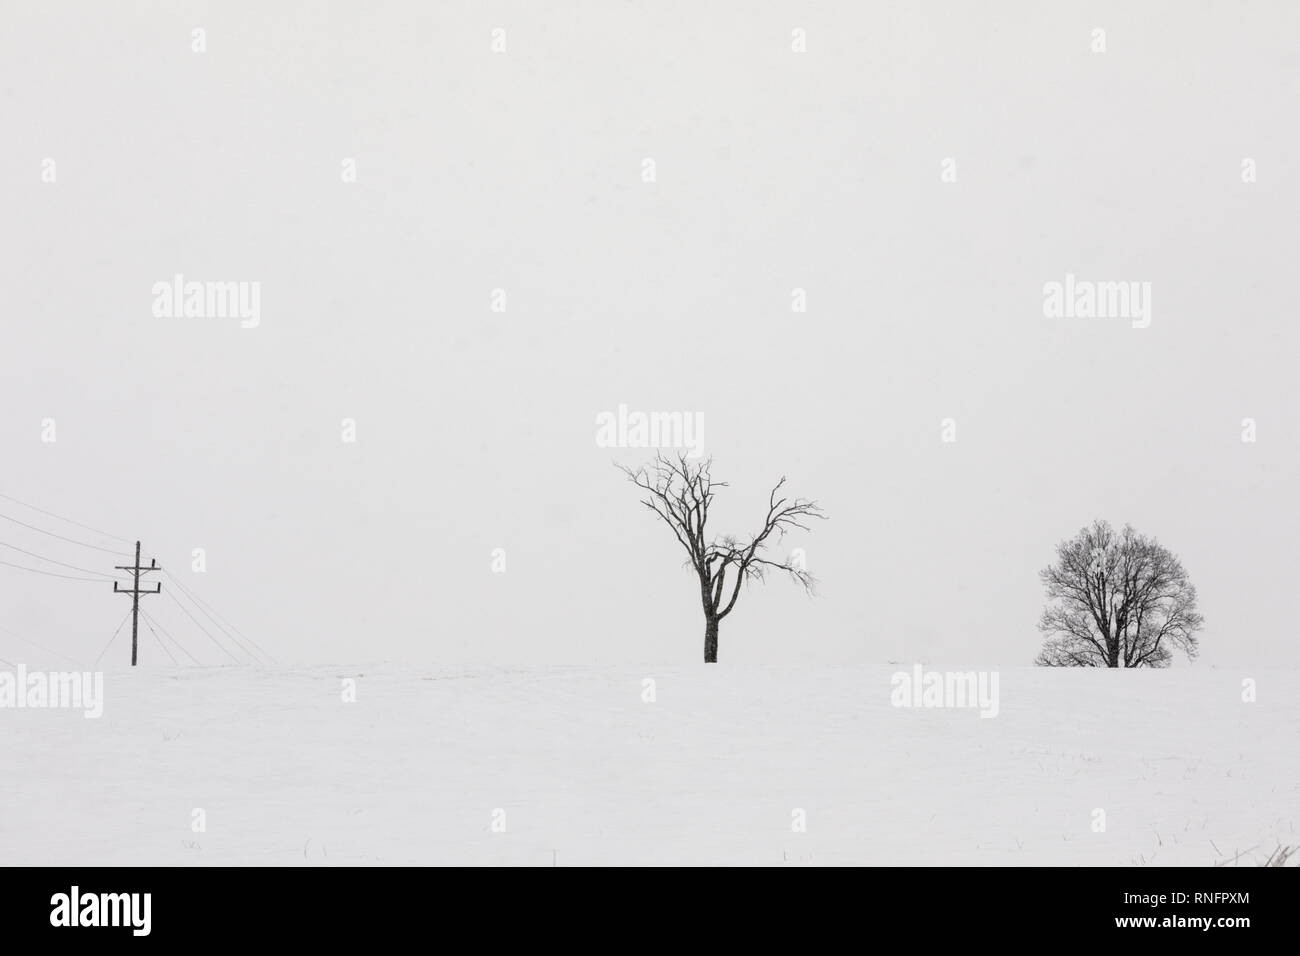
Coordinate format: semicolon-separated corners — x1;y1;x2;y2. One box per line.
1035;520;1203;668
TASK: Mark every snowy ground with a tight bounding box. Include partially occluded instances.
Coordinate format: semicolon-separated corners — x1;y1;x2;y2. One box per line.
1;664;1295;866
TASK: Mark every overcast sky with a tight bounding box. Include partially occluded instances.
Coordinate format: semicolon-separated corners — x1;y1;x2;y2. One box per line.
1;1;1297;669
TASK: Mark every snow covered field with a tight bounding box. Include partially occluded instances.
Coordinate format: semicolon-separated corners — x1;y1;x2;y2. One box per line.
1;664;1295;866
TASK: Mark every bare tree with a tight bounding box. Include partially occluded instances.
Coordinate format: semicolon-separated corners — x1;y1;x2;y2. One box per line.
619;453;826;663
1035;520;1204;668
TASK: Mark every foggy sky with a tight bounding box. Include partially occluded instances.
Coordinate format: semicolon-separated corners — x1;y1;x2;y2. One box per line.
2;1;1297;668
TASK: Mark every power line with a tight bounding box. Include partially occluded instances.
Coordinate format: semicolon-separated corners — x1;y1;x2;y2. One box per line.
141;613;178;665
0;491;134;544
0;511;132;557
93;611;133;666
0;538;123;580
163;588;245;663
0;629;82;666
0;557;112;583
161;568;271;663
0;494;271;666
113;542;161;667
141;609;201;665
160;568;248;640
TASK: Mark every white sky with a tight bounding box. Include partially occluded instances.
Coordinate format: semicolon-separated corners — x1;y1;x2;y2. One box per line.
1;1;1297;668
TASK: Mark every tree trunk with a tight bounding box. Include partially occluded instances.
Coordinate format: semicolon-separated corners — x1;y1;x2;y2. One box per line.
704;616;719;663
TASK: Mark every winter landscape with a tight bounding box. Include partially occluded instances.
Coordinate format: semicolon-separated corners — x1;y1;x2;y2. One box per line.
3;3;1299;881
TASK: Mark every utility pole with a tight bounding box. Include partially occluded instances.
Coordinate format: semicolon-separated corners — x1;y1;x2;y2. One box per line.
114;541;161;666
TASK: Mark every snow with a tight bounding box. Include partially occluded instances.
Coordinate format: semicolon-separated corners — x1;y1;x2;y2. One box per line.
1;663;1294;866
